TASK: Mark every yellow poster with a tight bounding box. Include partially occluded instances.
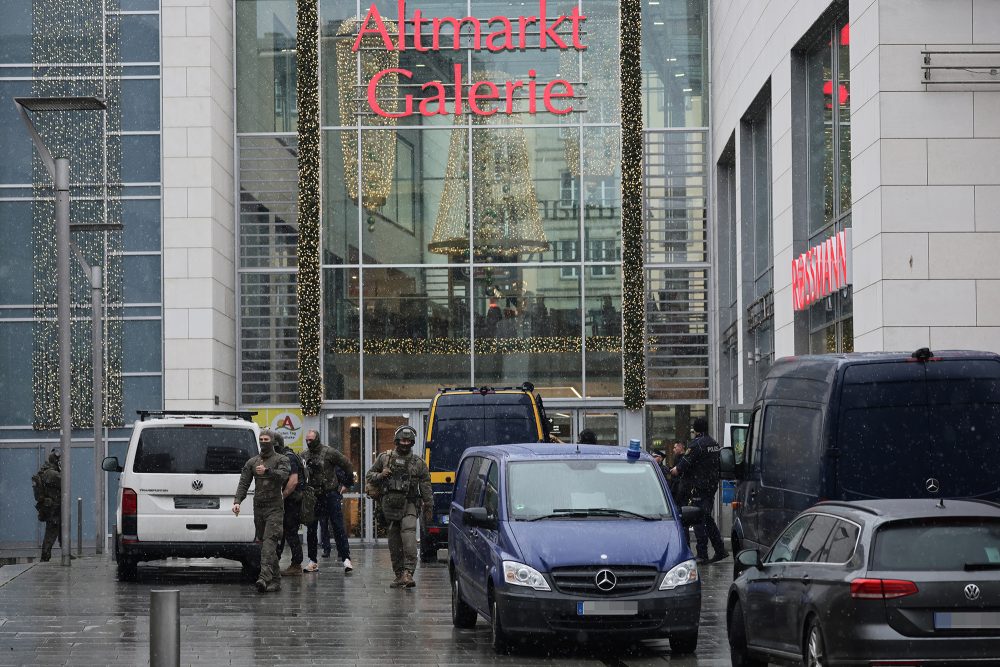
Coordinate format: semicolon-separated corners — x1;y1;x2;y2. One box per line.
250;408;305;451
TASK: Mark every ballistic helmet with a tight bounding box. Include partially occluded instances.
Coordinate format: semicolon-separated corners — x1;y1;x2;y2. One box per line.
394;425;417;444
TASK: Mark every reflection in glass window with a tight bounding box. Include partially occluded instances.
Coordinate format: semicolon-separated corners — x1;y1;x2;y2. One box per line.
235;0;297;132
804;16;852;353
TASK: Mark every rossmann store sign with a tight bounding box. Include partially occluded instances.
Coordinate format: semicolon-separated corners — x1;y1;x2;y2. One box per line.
355;1;588;118
792;229;853;311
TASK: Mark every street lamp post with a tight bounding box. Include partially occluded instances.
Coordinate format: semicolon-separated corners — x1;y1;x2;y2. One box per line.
15;96;111;565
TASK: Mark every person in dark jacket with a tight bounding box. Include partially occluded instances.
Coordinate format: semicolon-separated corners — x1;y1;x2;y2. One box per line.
35;448;63;562
671;418;728;564
302;429;355;573
274;433;304;576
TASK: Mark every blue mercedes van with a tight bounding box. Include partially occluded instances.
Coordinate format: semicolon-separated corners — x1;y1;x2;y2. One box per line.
448;443;702;654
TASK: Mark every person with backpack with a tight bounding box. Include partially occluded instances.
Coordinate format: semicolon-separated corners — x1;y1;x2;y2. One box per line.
33;448;63;562
365;425;432;588
670;418;729;564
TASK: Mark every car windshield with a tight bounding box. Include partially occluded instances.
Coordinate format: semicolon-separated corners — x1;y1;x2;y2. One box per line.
133;427;258;474
428;394;538;472
507;460;671;520
872;519;1000;571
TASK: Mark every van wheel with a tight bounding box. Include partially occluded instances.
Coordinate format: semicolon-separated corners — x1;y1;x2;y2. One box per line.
450;574;477;628
490;594;512;654
729;601;766;667
116;558;137;581
669;630;698;654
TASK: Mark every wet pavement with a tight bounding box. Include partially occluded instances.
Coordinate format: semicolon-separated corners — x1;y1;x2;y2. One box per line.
0;548;734;666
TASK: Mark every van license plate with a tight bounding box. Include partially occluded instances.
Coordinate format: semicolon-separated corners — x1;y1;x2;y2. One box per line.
935;612;1000;629
577;601;638;616
174;496;220;510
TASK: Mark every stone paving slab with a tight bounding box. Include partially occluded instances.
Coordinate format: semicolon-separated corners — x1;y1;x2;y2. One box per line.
0;548;734;666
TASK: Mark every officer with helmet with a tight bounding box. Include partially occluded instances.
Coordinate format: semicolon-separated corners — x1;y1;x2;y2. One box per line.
365;425;432;588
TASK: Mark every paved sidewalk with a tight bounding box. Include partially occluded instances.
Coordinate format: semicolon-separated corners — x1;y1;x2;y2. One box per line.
0;548;734;666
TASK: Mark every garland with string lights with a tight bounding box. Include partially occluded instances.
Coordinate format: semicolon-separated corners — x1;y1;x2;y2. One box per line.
296;0;322;415
31;0;124;429
620;0;646;410
325;336;622;356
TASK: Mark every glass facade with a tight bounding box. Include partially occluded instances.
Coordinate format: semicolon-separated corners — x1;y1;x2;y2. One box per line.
804;16;852;354
235;0;712;459
0;0;163;547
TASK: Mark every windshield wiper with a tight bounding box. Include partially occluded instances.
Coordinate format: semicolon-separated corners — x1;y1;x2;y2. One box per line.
964;562;1000;571
526;508;658;521
585;507;658;521
526;509;591;521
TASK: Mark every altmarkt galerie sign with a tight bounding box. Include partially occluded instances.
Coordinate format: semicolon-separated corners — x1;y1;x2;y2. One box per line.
355;0;588;118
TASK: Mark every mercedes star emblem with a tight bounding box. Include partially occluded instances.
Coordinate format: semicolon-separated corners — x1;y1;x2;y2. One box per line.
965;583;981;601
595;569;617;592
925;478;940;494
192;480;203;491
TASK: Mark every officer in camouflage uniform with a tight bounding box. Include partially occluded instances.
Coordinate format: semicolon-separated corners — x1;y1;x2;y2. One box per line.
233;429;290;593
365;425;432;588
35;448;62;562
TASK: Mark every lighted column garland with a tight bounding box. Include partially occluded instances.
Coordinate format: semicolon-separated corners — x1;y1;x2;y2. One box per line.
620;0;646;410
31;0;124;429
296;0;322;415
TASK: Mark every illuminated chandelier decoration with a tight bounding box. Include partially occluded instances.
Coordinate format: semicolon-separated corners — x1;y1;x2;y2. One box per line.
336;17;398;212
562;7;620;177
30;0;124;429
429;76;549;258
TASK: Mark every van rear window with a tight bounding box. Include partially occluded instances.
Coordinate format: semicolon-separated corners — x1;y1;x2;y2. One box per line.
838;360;1000;498
133;427;257;474
872;519;1000;571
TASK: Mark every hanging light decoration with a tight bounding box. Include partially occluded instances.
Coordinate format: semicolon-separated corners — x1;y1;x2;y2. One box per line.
336;17;398;212
31;0;124;429
562;6;621;177
429;74;548;259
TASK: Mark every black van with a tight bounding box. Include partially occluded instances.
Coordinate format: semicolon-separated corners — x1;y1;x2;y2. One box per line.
421;384;550;561
721;348;1000;555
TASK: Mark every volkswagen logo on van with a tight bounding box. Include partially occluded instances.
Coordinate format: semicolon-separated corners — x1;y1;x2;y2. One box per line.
925;478;940;494
192;480;203;491
595;569;617;591
965;584;981;601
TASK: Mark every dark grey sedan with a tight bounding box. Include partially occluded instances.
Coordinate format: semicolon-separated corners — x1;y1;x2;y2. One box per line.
726;499;1000;666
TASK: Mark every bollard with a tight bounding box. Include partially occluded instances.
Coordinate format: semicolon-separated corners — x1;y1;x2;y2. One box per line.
150;589;180;667
76;497;83;556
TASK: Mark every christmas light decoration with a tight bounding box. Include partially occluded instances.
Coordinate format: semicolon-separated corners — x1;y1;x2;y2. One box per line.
326;336;621;356
297;0;322;415
336;16;398;211
620;0;646;410
31;0;124;429
429;83;549;258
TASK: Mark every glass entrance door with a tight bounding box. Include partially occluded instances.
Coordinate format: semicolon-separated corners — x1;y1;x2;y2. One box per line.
580;410;621;445
324;411;424;543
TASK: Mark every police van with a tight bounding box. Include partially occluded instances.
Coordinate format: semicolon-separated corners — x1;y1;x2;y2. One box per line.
421;384;550;561
720;348;1000;557
102;410;261;580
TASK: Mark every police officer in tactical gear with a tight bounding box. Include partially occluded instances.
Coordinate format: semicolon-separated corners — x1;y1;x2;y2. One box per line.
233;429;290;592
273;433;304;576
302;429;355;573
34;448;63;562
671;418;729;564
366;425;432;588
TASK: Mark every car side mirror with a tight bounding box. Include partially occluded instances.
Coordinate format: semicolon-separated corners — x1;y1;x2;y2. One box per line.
719;447;736;480
463;506;497;530
680;505;702;526
734;549;763;576
101;456;123;473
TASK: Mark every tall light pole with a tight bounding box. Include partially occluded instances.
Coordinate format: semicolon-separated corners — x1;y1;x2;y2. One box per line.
15;96;112;565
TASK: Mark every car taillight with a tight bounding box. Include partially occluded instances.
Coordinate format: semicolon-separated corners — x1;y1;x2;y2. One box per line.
851;578;918;599
122;488;137;515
